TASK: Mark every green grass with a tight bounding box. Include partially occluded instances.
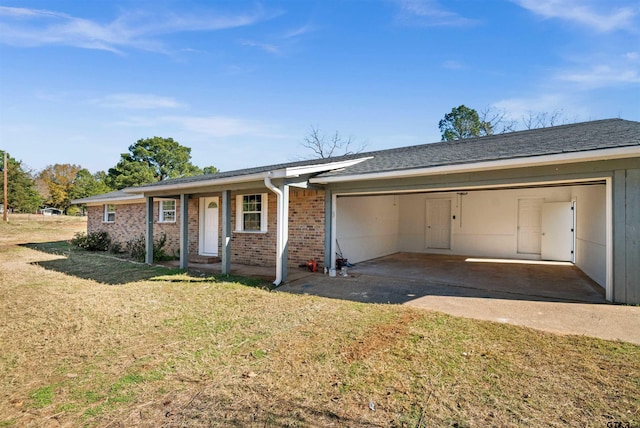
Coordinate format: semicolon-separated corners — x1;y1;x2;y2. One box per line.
0;216;638;427
29;385;55;408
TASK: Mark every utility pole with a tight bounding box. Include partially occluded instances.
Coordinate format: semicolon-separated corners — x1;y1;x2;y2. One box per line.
3;152;7;222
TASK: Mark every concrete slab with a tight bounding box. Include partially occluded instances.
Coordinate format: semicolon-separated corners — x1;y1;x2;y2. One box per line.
280;253;640;345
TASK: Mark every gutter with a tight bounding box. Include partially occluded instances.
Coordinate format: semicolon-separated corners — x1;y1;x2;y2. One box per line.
264;175;284;286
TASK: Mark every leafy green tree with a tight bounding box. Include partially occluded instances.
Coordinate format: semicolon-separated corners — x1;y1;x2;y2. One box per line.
438;105;493;141
202;166;219;175
37;163;82;212
70;169;111;199
0;150;42;213
106;137;204;189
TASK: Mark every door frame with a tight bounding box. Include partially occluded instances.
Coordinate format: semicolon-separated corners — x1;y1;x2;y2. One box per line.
425;198;452;250
199;196;219;256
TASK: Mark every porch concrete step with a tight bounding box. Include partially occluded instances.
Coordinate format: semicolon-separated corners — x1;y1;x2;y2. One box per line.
189;254;221;264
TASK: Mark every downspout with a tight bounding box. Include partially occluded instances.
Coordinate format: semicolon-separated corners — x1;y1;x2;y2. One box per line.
264;175;283;286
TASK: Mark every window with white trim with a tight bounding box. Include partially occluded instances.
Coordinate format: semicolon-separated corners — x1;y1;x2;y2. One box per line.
159;200;176;223
235;193;268;232
103;204;115;223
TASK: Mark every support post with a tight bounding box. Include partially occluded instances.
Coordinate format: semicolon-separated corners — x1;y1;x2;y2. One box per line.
221;190;231;275
323;189;333;269
3;152;7;223
281;184;290;282
179;194;189;269
145;196;154;265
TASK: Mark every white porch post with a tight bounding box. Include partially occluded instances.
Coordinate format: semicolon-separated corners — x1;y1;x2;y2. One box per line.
221;190;231;275
145;196;154;265
179;194;189;269
281;184;289;282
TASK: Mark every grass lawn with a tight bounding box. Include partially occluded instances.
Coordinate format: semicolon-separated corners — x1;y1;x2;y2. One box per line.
0;214;638;427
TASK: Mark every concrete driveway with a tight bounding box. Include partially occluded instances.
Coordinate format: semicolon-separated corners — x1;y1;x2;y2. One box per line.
282;254;640;345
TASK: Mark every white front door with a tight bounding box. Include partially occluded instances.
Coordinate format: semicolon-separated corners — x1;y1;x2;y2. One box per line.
541;202;574;262
199;197;219;256
517;198;543;254
425;199;451;249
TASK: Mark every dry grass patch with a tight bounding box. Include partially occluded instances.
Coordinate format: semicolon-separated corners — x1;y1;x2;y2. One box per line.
0;216;638;427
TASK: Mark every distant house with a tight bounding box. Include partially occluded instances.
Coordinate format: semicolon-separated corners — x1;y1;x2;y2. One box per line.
72;119;640;304
40;207;63;216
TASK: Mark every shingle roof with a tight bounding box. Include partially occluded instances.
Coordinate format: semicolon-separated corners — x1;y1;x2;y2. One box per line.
76;119;640;202
135;119;639;189
315;118;640;178
70;189;144;204
132;152;368;189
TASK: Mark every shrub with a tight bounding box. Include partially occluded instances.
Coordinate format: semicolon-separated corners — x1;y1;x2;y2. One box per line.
126;233;168;262
71;231;112;252
109;241;123;254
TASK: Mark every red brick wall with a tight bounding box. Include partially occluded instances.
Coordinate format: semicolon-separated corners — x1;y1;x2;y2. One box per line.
86;189;325;267
288;189;325;267
87;201;181;256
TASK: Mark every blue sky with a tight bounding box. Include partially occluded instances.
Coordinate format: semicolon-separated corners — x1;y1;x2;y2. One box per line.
0;0;639;174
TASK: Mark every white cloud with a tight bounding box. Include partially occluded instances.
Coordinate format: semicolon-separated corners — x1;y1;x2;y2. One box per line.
556;64;640;88
92;93;185;109
443;60;465;70
395;0;479;27
115;115;275;139
0;5;280;54
512;0;638;33
283;24;316;39
493;94;563;117
239;39;281;55
167;115;274;138
625;51;640;61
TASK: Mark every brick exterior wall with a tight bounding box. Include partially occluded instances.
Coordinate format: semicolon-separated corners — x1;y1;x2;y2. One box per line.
87;201;182;256
86;188;325;267
288;189;325;267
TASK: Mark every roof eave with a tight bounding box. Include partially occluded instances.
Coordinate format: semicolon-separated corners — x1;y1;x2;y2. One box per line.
123;157;373;194
309;146;640;184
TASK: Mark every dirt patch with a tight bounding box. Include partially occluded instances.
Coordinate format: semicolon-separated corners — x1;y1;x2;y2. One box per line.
341;311;422;363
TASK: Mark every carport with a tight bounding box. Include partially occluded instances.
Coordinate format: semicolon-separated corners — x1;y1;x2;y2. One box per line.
329;180;609;302
311;120;640;305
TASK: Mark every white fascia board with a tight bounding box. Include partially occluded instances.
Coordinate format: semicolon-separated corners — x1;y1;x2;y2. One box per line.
76;195;146;206
123;171;280;194
310;146;640;184
283;157;373;176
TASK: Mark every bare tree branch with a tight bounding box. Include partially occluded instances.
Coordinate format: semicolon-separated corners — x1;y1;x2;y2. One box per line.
300;125;366;159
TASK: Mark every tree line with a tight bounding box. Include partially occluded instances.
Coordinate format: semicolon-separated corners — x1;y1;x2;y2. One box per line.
1;137;218;215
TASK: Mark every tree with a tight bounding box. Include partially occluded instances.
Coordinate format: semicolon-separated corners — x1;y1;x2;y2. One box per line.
301;126;366;159
438;105;493;141
37;163;82;212
202;166;220;175
66;169;112;215
70;169;111;200
0;150;42;213
106;137;204;189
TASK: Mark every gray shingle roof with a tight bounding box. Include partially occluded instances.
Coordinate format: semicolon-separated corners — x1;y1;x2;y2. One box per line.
70;189;143;204
139;119;639;189
81;119;640;199
315;118;640;178
132;152;367;189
